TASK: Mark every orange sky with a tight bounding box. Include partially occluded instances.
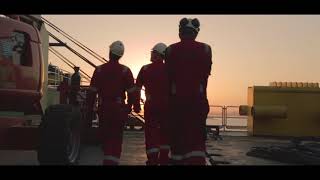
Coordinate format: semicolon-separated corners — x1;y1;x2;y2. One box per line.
44;15;320;106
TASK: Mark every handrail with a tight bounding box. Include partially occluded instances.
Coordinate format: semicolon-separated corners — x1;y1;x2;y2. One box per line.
207;105;247;132
224;106;247;131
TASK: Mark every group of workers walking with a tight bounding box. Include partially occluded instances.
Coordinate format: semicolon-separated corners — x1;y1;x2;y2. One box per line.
63;17;212;166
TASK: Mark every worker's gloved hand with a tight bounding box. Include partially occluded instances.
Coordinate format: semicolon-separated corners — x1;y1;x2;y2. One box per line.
133;105;141;113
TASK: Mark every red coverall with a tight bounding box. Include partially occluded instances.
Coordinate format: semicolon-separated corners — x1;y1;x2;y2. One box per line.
57;81;69;104
88;61;135;165
165;39;212;165
134;60;170;165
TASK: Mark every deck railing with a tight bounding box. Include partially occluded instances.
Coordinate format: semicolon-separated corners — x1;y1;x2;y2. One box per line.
208;105;247;132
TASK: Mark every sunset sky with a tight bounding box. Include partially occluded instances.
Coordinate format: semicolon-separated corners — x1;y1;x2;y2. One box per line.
44;15;320;106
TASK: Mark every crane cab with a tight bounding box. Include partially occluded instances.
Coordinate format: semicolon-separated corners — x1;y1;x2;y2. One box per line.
0;16;44;114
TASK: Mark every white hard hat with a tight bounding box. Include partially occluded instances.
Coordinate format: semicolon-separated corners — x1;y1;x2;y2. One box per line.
152;43;167;56
179;18;200;33
109;40;124;57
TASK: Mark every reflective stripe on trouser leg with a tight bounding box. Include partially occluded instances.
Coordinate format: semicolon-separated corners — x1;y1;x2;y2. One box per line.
100;106;126;166
169;108;184;165
170;154;184;165
180;98;208;166
184;151;206;165
103;155;120;165
102;131;123;165
102;139;122;165
184;151;206;159
146;147;160;154
146;148;160;165
171;154;184;161
144;107;161;165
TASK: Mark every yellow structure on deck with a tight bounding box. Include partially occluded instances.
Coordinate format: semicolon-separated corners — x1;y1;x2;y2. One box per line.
240;82;320;137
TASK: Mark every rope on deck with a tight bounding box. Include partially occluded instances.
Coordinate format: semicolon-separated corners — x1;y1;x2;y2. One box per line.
246;141;320;165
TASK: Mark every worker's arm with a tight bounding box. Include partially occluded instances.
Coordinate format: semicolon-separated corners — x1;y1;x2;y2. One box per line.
203;44;213;92
124;67;135;114
164;46;174;96
133;66;145;113
87;69;98;108
86;68;99;127
205;44;213;77
201;44;212;140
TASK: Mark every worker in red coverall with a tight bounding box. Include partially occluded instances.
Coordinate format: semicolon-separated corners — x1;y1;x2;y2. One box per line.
57;77;69;104
87;41;135;165
165;18;213;165
69;67;81;105
133;43;170;165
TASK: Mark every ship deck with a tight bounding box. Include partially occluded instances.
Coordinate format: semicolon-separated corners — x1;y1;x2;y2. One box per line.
2;130;319;165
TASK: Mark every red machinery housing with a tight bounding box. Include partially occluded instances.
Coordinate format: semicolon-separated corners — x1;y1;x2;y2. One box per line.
0;17;44;114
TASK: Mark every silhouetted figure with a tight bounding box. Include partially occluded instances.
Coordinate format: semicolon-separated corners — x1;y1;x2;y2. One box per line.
57;77;69;104
86;41;135;165
165;18;212;165
133;43;170;165
69;66;81;105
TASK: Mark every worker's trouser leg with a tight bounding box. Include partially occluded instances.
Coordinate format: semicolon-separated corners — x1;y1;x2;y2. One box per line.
144;125;160;165
99;104;126;165
168;98;185;165
183;98;209;165
144;103;170;166
159;137;170;165
169;98;209;165
159;111;170;165
145;122;170;166
144;108;160;165
102;138;122;165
